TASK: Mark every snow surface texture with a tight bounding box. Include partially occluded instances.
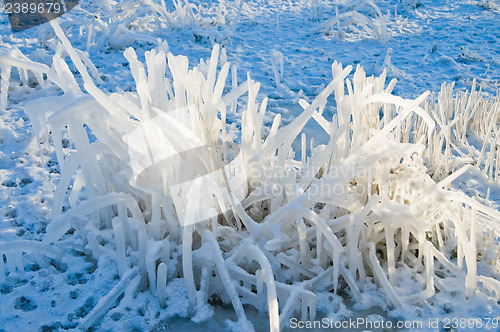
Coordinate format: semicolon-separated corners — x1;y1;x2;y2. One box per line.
0;0;499;331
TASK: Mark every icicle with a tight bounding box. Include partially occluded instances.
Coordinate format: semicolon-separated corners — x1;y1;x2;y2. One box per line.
112;217;128;277
197;266;210;309
0;65;11;110
301;133;306;162
384;223;396;284
162;239;170;266
157;263;167;308
231;64;238;114
465;208;477;298
137;224;147;280
424;243;435;299
150;193;162;240
146;248;157;296
271;50;284;87
182;225;197;308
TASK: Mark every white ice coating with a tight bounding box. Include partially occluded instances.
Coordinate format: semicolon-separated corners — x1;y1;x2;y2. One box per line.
1;19;499;331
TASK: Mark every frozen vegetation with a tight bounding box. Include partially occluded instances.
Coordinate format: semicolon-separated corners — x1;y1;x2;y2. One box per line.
0;0;499;331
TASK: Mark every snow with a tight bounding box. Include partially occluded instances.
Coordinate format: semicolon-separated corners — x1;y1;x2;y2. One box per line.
0;0;499;331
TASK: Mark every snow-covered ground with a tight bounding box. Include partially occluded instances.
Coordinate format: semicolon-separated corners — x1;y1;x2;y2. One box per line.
0;0;499;331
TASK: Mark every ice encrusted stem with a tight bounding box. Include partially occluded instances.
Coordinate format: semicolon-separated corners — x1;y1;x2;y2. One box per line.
157;263;168;308
368;243;403;308
182;225;197;308
78;269;140;330
203;228;252;330
112;217;128;277
43;193;144;245
236;240;280;332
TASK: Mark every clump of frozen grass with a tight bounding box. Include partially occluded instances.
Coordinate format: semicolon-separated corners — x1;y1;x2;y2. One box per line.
477;0;500;12
0;46;54;110
36;0;234;51
307;0;327;21
382;47;405;79
316;0;389;42
423;81;500;182
270;50;284;87
3;21;499;331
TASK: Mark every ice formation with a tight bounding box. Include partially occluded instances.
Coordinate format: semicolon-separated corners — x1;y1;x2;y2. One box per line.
0;241;64;280
316;0;389;42
0;19;499;331
29;0;236;52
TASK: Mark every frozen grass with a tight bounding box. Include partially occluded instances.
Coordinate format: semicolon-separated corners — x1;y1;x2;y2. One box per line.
0;19;499;331
32;0;237;51
315;1;389;42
